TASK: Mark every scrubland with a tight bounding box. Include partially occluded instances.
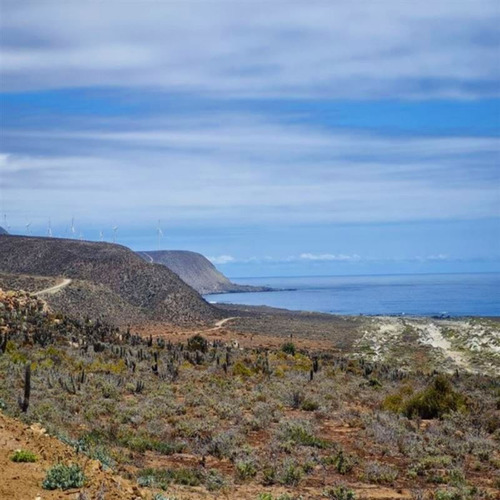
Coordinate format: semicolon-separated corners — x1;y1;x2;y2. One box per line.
0;290;499;499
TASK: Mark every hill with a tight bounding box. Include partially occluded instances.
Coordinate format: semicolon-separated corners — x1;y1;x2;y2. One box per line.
0;226;8;235
138;250;272;294
0;235;220;325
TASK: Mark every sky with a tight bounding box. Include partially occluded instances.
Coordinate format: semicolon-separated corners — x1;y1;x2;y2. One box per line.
0;0;499;278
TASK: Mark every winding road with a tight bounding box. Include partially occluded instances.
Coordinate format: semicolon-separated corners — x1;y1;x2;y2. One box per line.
36;278;72;296
139;251;154;263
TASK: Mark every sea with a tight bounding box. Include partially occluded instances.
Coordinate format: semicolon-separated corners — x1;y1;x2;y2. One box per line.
205;273;500;317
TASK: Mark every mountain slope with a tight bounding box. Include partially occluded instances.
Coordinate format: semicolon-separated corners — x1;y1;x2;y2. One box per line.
138;250;271;294
0;235;220;324
0;226;8;235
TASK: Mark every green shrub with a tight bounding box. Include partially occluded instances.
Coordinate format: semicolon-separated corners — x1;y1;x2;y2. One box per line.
368;377;382;389
364;461;398;485
233;361;253;378
137;467;204;489
301;400;319;411
280;421;329;448
403;375;466;419
10;449;38;463
280;460;303;485
187;334;208;353
324;485;357;500
281;342;296;356
236;459;258;480
42;463;85;490
331;450;355;475
204;469;227;491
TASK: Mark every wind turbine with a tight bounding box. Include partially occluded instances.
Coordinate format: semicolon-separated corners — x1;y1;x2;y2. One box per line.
112;225;118;243
25;222;32;236
157;220;164;250
99;230;104;242
3;213;10;232
79;232;84;241
70;217;76;238
47;218;53;237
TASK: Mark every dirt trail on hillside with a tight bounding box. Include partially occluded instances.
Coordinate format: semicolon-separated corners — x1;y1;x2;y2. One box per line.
35;278;72;296
411;321;469;369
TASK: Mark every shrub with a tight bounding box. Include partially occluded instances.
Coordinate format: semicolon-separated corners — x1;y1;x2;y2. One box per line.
324;485;357;500
281;342;296;356
364;461;398;485
280;420;329;448
236;459;258;480
403;375;466;419
137;467;204;489
187;334;208;353
10;449;37;463
301;400;319;411
233;361;253;378
42;464;85;490
280;460;303;485
204;469;227;491
330;450;355;475
261;464;277;485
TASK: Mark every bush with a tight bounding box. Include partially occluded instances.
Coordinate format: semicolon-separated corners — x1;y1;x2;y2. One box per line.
281;342;296;356
330;450;355;475
280;461;303;486
324;485;357;500
204;469;227;491
403;375;466;419
137;467;204;489
187;334;208;353
364;461;398;485
301;400;319;411
42;464;85;490
236;459;258;480
10;449;38;463
280;420;329;448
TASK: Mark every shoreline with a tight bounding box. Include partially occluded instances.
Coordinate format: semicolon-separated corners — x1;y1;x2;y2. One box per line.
210;300;500;320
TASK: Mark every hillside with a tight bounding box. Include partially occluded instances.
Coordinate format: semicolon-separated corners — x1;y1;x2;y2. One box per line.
138;250;272;294
0;235;220;325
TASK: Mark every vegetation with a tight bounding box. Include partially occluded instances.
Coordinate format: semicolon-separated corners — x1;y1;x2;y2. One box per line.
0;289;498;499
42;463;85;490
402;374;467;419
281;342;296;356
10;449;37;463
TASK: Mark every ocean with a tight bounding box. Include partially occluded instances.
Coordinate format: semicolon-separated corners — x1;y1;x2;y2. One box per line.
205;273;500;317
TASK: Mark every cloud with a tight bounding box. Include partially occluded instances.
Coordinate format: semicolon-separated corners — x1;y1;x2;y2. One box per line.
298;253;361;262
1;1;499;98
1;112;498;229
208;255;235;265
418;254;450;262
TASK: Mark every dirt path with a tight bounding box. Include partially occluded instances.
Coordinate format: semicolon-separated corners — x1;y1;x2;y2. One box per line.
139;251;154;263
412;321;469;369
213;316;237;329
35;278;72;296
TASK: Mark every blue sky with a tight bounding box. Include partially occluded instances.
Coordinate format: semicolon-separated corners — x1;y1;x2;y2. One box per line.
0;0;499;277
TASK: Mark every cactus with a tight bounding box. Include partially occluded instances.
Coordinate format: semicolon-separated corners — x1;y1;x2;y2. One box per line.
0;332;7;354
152;351;159;375
18;363;31;412
313;356;319;373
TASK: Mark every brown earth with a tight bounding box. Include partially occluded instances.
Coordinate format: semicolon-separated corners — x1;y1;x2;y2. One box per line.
0;411;142;500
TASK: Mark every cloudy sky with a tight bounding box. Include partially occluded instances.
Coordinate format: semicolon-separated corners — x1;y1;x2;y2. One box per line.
1;0;499;277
